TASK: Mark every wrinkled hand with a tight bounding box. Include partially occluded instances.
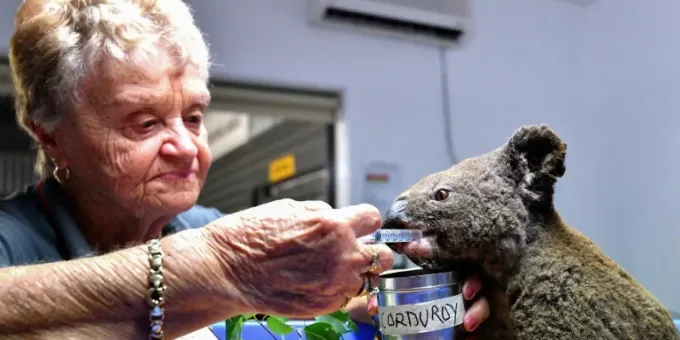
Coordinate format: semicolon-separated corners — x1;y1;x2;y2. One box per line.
205;199;394;318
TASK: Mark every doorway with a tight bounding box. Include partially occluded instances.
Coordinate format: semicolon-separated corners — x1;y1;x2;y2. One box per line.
197;79;342;212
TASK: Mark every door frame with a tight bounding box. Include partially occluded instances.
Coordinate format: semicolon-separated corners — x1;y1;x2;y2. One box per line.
206;77;349;209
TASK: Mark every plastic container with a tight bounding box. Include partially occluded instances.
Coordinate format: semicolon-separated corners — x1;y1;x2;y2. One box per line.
209;319;378;339
374;267;465;340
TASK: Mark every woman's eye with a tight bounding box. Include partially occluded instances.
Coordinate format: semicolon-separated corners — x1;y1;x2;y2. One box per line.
185;115;202;125
135;120;159;134
434;189;451;201
140;120;157;129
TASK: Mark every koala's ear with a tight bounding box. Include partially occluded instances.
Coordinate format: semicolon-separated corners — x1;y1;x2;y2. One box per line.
503;125;567;201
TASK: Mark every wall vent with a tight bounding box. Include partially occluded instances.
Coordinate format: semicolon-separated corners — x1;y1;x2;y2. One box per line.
307;0;472;47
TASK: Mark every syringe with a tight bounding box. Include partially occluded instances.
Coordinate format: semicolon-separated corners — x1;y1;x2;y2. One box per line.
358;229;423;244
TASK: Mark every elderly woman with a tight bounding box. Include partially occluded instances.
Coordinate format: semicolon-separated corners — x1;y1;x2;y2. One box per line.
0;0;491;339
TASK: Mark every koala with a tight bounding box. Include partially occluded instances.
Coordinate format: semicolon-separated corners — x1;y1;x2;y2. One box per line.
384;125;679;340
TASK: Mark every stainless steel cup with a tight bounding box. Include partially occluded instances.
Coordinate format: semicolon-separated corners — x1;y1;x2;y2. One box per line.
374;267;465;340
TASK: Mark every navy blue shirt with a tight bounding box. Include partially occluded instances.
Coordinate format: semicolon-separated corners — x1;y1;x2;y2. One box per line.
0;178;224;267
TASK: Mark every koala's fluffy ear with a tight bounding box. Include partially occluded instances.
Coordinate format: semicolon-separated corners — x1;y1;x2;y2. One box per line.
504;124;567;207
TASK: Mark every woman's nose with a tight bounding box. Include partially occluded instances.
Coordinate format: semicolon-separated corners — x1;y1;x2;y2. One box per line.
161;126;198;159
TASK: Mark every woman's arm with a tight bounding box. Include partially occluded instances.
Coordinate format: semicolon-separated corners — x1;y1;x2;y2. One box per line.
0;228;245;339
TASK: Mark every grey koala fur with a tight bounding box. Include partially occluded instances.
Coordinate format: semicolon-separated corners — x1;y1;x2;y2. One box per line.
384;124;680;339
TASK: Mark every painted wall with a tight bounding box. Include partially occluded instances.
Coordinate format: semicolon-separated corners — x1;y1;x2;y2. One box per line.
0;0;677;313
0;1;20;55
582;0;680;314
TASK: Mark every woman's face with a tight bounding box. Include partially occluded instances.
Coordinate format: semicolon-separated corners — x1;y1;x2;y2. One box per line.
49;52;212;217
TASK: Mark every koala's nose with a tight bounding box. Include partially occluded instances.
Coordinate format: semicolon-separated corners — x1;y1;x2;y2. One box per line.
383;197;408;227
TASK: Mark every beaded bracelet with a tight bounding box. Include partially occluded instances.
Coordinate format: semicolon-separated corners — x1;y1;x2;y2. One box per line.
147;239;166;339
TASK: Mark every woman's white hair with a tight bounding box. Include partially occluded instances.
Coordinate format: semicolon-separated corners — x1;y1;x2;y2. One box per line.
9;0;211;178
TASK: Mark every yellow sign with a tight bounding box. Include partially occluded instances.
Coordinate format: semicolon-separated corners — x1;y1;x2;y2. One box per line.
268;154;296;183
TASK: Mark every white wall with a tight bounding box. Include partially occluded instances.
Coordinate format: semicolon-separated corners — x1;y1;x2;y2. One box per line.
0;0;676;313
582;0;680;314
0;1;21;53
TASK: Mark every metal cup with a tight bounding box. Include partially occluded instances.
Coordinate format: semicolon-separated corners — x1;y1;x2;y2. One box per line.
374;267;465;340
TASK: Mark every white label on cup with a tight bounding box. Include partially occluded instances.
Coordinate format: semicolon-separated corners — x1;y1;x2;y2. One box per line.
377;294;465;336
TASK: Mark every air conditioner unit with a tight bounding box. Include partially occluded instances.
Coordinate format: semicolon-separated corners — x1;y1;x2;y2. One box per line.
307;0;472;47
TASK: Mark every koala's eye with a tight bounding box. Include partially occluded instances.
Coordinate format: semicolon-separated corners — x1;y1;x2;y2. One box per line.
434;189;451;201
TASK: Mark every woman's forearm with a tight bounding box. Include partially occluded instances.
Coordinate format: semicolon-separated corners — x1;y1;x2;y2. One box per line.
0;244;149;338
0;228;249;339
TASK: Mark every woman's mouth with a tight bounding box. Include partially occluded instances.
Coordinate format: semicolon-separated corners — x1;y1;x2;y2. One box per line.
156;170;196;181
